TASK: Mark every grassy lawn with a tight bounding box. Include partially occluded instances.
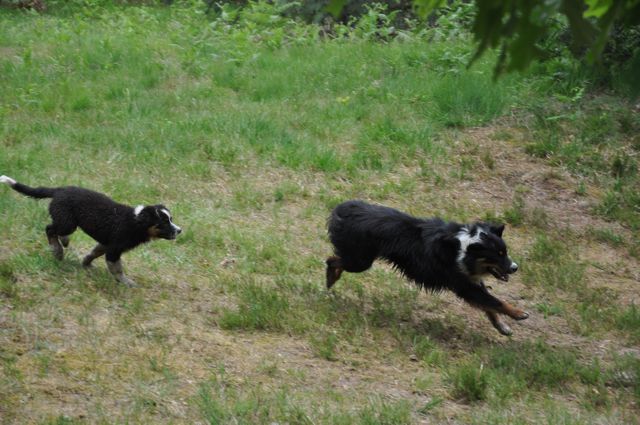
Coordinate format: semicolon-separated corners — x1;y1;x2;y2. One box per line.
0;4;639;424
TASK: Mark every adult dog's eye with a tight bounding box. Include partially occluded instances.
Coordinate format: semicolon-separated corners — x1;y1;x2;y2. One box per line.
499;251;505;256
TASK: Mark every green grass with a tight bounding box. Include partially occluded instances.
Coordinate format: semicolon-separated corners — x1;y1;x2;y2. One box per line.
197;367;412;425
615;304;640;344
522;234;585;290
524;95;640;230
592;228;625;247
219;282;291;331
0;3;639;424
445;341;606;405
447;360;490;402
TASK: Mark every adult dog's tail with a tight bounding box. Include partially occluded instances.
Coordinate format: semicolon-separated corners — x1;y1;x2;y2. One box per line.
0;175;57;199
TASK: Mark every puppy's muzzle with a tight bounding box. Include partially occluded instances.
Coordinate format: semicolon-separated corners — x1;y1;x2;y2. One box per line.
169;223;182;239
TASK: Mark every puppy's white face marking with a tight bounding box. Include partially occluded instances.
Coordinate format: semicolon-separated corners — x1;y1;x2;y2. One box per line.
455;226;485;274
0;175;16;186
161;208;181;233
134;205;144;216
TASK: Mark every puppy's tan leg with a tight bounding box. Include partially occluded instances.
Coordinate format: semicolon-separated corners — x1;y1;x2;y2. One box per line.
82;244;106;267
326;256;344;289
59;235;70;248
46;223;72;261
47;235;63;260
106;259;137;287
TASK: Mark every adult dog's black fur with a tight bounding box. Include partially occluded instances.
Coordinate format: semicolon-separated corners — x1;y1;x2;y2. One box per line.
0;175;181;287
326;200;528;336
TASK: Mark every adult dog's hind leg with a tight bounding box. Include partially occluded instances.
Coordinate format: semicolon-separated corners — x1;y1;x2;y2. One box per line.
326;256;344;289
105;252;136;287
82;244;106;267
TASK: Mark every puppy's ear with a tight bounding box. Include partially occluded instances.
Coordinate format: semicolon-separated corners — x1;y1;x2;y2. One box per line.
135;205;159;223
489;224;505;237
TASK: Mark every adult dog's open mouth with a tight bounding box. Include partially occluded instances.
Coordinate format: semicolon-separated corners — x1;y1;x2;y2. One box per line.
490;266;509;282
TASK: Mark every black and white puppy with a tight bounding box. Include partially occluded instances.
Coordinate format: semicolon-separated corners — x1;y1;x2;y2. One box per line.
0;175;181;287
326;200;528;336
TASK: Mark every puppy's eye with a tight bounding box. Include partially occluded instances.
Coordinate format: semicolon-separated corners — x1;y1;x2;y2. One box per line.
499;251;505;256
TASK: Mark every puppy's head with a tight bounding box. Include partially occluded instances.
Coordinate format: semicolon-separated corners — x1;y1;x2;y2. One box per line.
134;204;182;240
457;224;518;282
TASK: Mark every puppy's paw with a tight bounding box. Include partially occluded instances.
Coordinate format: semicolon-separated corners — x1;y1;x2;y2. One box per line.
514;311;530;321
51;246;63;261
120;277;138;288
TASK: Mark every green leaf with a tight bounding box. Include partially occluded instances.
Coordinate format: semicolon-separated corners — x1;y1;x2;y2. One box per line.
584;0;614;17
413;0;447;18
586;0;625;62
561;0;598;54
326;0;348;18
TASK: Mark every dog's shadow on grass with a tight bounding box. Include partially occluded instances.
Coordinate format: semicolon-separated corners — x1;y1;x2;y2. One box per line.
57;259;133;298
319;287;492;346
319;287;496;348
412;316;495;348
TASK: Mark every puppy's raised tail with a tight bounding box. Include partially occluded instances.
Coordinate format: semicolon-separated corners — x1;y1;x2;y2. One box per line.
0;175;57;199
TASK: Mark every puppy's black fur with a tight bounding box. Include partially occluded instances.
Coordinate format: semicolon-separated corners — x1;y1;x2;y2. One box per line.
0;175;181;286
326;200;528;336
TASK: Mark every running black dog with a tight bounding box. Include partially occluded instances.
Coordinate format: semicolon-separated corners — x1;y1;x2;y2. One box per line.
325;200;528;336
1;175;181;287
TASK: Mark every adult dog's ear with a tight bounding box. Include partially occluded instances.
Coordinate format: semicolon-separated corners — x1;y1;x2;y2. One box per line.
489;224;505;237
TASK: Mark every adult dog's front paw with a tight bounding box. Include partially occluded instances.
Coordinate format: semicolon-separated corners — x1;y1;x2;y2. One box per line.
494;321;512;336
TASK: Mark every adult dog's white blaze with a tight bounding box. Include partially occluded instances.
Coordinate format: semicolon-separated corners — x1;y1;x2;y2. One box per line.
455;227;485;273
0;175;16;186
134;205;144;216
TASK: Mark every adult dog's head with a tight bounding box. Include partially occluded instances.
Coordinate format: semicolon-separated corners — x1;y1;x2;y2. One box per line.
134;204;182;240
457;223;518;282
